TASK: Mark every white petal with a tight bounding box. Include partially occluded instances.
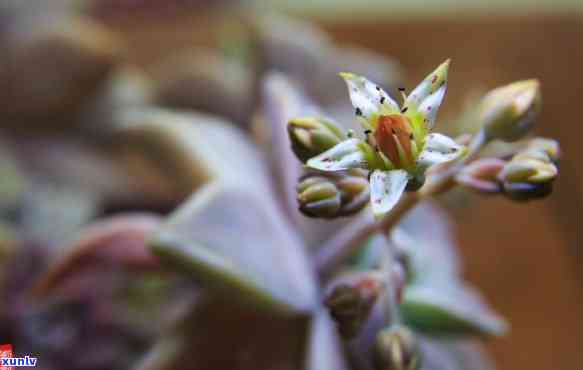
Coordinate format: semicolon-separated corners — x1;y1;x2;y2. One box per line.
340;72;399;125
405;60;449;109
417;133;465;170
417;84;447;130
307;139;368;171
370;169;409;219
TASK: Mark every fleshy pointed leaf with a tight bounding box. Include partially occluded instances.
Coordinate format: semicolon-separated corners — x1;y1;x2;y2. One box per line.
116;108;266;196
395;202;461;279
32;213;162;298
151;183;318;315
420;337;496;370
370;169;409;219
307;309;348;370
401;283;507;337
120;108;318;314
260;73;322;225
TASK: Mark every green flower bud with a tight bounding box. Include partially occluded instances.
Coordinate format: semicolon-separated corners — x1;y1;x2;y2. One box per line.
499;153;557;184
288;117;345;163
480;79;542;142
297;170;369;219
499;145;558;201
374;325;421;370
527;137;560;164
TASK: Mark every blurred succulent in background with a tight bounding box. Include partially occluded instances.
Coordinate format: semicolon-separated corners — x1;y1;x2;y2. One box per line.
0;3;561;370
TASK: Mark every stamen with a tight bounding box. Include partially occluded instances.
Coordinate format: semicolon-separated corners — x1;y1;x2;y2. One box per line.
398;87;407;102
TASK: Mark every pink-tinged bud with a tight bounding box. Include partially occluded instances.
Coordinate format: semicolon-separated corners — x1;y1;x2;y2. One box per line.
456;158;506;194
324;271;384;339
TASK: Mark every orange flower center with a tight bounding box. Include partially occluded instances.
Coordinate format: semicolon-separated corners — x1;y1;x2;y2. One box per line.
374;114;414;169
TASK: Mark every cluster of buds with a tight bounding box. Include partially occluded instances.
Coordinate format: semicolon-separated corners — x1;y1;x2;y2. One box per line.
457;138;560;201
297;169;370;218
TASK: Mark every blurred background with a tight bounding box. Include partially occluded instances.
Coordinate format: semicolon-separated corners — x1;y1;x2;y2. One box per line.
1;1;582;370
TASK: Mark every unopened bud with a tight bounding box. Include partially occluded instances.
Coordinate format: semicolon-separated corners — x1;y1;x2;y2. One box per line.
480;80;541;142
288;117;345;163
499;153;557;184
374;326;421;370
297;170;369;218
526;137;560;164
499;145;558;201
324;271;384;339
456;158;506;194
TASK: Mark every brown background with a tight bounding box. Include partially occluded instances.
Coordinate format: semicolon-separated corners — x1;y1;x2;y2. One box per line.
107;13;583;370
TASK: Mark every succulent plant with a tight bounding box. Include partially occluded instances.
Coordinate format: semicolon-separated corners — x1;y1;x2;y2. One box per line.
0;6;561;370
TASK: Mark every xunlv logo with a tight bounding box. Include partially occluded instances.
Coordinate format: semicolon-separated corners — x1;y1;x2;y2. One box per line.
0;345;37;369
1;358;37;367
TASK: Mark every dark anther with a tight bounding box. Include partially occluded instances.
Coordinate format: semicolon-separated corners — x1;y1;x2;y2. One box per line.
409;133;414;140
364;129;372;135
401;107;409;113
355;107;363;116
380;97;386;104
398;87;406;92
